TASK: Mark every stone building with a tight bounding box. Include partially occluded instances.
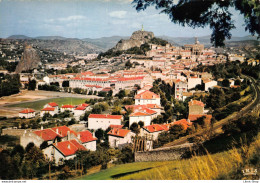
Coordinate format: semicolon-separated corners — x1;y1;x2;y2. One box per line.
188;100;205;115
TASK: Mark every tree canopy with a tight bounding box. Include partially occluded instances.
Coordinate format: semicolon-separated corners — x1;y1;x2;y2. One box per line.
132;0;259;47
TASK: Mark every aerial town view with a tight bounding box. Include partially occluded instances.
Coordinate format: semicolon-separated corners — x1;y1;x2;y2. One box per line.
0;0;259;181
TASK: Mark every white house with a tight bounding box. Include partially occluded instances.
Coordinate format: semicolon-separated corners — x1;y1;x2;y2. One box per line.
108;128;135;149
188;77;202;89
88;114;123;130
43;139;86;165
129;112;152;127
77;130;97;151
61;105;75;112
40;107;58;117
134;90;160;106
73;105;87;119
204;80;218;92
19;109;36;119
44;102;59;110
140;124;169;140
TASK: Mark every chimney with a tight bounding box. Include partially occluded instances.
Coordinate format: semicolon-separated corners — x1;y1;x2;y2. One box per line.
67;131;70;140
68;144;70;149
93;131;96;138
41;125;43;130
77;133;80;139
187;119;191;123
56;128;58;134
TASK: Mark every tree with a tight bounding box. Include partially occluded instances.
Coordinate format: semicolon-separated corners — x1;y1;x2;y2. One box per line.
222;79;230;87
132;0;259;47
138;121;144;128
62;80;69;87
116;90;126;99
28;79;36;90
95;128;105;143
125;60;133;69
130;122;139;134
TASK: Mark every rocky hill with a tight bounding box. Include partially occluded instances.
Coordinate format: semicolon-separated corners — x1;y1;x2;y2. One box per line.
15;45;41;73
113;30;154;51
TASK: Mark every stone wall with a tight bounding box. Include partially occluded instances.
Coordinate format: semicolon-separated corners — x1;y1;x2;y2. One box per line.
135;143;193;162
1;128;28;137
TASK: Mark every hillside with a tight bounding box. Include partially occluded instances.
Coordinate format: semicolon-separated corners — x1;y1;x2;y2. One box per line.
79;132;260;180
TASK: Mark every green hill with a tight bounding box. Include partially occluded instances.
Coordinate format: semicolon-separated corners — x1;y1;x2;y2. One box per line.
78;132;259;180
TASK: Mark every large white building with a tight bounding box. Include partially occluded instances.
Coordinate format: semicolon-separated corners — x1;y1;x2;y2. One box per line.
88;114;123;130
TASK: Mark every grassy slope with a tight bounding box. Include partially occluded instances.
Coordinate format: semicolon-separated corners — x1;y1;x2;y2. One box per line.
6;97;88;110
80;134;260;180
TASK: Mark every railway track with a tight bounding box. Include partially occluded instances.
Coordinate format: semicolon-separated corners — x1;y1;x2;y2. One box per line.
162;75;260;148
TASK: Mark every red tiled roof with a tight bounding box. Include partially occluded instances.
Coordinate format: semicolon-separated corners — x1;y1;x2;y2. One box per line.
78;130;97;143
41;107;55;111
19;108;35;114
172;119;193;130
107;128;130;137
74;106;86;110
143;124;165;133
80;103;90;107
48;102;58;107
135;90;160;100
33;129;61;141
125;105;157;115
51;126;77;137
53;139;86;157
102;87;112;92
62;105;75;108
109;125;124;129
146;104;161;109
88;114;123;120
129;112;150;117
188;100;204;107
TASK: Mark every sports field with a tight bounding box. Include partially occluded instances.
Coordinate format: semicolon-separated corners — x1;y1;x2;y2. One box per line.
7;97;88;111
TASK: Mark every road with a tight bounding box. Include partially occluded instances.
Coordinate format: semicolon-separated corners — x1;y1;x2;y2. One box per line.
162;75;260;147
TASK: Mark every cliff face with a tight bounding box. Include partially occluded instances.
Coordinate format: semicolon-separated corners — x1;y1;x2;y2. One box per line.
113;30;154;51
15;45;41;73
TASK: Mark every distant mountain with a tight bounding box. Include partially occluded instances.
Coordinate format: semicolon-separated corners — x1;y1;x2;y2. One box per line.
26;39;104;55
159;35;259;47
34;36;68;40
7;35;32;39
225;40;260;47
82;36;129;50
6;34;259;54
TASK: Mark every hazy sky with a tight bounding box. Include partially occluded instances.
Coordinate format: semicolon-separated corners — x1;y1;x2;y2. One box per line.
0;0;250;38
